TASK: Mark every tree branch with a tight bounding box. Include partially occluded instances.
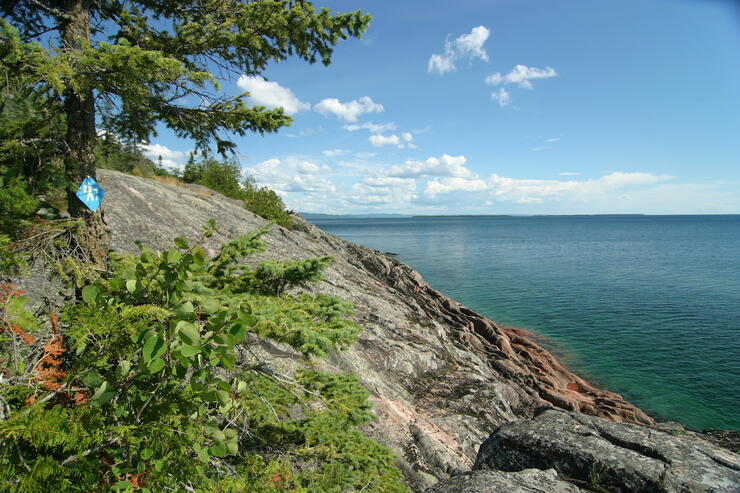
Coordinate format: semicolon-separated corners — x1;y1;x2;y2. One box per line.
60;439;118;465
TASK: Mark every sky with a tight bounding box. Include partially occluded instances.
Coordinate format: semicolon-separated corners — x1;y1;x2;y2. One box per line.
143;0;740;215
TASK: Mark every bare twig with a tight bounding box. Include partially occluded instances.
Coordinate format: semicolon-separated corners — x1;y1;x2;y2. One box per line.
60;439;118;465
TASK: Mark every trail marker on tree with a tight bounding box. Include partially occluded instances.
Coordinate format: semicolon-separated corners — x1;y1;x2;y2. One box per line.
75;176;105;212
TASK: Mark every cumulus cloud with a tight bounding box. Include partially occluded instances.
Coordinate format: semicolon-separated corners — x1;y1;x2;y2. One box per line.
487;172;673;204
485;65;557;89
244;157;336;194
559;172;580;176
347;175;418;207
425;177;488;197
388;154;474;178
237;76;309;114
428;26;490;75
313;96;383;122
491;88;511;107
142;143;192;170
369;133;415;149
343;121;397;133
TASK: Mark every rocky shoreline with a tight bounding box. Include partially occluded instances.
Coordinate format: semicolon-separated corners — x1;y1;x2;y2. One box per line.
12;169;739;492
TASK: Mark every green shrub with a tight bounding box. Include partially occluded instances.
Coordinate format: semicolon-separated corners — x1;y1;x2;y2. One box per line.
0;173;38;237
242;177;293;229
182;155;293;229
0;226;409;492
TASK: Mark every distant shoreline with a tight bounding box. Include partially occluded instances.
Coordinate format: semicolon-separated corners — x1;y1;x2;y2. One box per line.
302;212;740;219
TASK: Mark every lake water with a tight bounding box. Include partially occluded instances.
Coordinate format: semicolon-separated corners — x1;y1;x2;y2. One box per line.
310;215;740;431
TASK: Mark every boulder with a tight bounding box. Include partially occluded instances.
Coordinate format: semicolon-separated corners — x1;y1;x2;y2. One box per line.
474;408;740;492
426;468;586;493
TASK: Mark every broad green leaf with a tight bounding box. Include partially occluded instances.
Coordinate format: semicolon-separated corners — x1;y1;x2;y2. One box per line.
75;342;87;356
226;442;238;455
140;448;153;460
142;334;166;363
173;237;189;249
209;441;227;457
193;246;206;264
91;381;113;405
201;390;218;402
115;360;131;378
176;321;199;346
173;301;195;319
166;248;182;263
228;323;247;343
126;279;138;293
83;371;103;388
147;357;166;373
82;285;100;304
201;297;220;313
179;344;201;357
198;448;210;463
215;390;230;406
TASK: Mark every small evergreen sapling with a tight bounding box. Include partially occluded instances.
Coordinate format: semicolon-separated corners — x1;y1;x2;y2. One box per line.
0;226;409;492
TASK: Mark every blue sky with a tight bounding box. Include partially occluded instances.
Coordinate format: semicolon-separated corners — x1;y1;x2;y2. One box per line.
144;0;740;214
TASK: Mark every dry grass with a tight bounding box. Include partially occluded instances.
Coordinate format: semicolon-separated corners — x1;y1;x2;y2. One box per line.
151;175;184;187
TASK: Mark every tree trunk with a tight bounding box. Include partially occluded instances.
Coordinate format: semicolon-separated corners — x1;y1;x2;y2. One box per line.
61;0;108;269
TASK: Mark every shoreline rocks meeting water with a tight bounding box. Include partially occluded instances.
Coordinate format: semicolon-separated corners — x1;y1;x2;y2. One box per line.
12;169;739;492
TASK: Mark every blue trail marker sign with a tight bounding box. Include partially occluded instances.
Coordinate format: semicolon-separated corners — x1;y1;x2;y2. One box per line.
76;176;106;211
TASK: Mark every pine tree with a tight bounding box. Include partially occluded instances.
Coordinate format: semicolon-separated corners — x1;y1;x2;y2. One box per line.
1;1;370;257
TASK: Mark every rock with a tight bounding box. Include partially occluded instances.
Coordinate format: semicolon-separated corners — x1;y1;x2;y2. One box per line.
701;430;740;454
474;408;740;493
425;468;586;493
4;169;659;491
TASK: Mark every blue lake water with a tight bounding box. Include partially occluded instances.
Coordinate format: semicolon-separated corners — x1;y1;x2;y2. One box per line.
310;215;740;430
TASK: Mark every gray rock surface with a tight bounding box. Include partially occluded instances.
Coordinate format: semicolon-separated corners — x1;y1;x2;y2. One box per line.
2;170;670;491
474;408;740;493
425;468;586;493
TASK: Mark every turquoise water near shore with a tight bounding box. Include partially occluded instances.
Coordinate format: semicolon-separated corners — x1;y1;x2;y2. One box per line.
310;215;740;430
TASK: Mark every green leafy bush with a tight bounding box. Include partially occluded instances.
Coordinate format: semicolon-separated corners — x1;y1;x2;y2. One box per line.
182;155;293;228
242;177;293;229
0;227;408;492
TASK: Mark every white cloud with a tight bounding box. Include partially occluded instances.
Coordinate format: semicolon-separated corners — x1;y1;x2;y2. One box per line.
313;96;383;122
347;175;418;207
369;133;415;149
531;146;552;152
388;154;474;178
142;143;192;171
487;171;673;204
425;177;488;197
559;172;580;176
142;143;188;162
428;26;490;75
343;122;397;133
485;65;557;89
546;137;561;143
491;88;511;107
236;76;309;114
295;161;331;174
244;157;336;194
369;134;401;147
362;176;416;190
322;149;349;157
